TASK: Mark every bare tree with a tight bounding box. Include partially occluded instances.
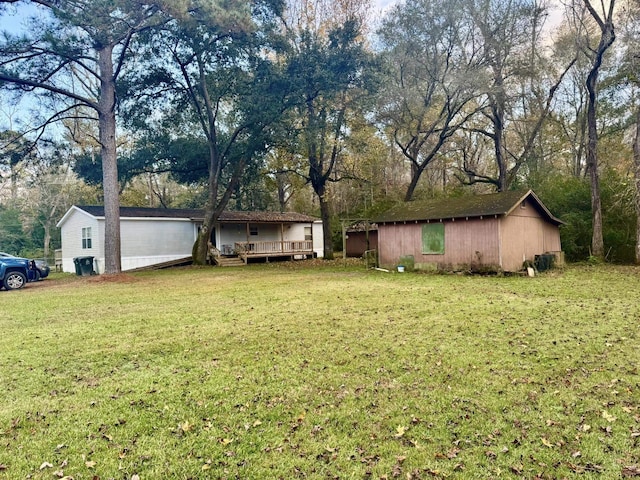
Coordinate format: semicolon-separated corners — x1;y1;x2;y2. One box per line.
619;0;640;263
377;0;483;201
459;0;575;191
569;0;616;259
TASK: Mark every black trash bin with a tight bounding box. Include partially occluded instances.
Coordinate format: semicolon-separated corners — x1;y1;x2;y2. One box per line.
534;254;555;272
73;256;96;276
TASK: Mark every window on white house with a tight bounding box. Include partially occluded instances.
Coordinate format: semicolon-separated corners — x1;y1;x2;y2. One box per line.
82;227;92;249
304;226;312;241
249;224;259;236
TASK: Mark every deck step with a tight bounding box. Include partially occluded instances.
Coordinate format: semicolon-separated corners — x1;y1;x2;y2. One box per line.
215;256;246;267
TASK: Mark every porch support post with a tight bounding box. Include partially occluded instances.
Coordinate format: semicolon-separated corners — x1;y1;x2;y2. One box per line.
342;221;347;259
280;223;285;254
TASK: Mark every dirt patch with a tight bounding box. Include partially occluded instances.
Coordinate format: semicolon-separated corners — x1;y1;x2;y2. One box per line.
86;273;140;283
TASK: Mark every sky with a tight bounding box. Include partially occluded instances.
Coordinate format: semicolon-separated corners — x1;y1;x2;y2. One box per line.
0;0;567;132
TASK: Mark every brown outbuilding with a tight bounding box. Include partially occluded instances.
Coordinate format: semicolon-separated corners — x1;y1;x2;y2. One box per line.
373;190;563;272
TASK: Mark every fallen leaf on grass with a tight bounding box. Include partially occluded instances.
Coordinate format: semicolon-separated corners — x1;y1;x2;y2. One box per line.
541;437;554;448
622;465;640;477
602;410;617;422
394;426;407;438
85;460;96;468
447;447;461;459
0;464;6;471
40;462;53;470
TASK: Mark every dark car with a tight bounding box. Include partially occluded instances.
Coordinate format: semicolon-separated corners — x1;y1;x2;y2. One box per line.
0;252;49;281
0;256;32;290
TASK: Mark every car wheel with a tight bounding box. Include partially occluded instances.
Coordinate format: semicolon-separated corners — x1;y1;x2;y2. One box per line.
4;271;27;290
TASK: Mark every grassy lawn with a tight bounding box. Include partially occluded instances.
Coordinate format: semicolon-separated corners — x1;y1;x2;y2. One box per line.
1;263;639;479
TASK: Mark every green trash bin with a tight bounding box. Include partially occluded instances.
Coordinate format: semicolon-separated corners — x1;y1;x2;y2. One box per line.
534;254;554;272
73;256;96;276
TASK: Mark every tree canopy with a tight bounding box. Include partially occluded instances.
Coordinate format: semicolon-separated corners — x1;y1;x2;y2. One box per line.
1;0;639;265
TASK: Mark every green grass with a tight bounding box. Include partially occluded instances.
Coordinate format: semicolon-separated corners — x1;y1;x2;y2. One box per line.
1;263;639;479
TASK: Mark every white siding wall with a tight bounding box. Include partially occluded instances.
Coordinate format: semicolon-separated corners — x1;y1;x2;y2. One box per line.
217;223;252;250
59;209;101;273
119;218;197;271
312;221;324;258
283;223;307;241
60;211;197;273
218;223;282;247
216;221;324;258
60;208;324;273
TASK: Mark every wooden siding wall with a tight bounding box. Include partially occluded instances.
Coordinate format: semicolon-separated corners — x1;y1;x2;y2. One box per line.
346;231;378;257
378;199;561;272
500;202;561;271
378;218;501;269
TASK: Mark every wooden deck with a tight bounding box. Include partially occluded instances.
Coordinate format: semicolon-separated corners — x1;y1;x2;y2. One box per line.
234;240;314;262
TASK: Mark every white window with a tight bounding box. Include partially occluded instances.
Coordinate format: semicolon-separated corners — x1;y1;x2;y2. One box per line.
304;226;312;241
249;224;259;236
82;227;92;249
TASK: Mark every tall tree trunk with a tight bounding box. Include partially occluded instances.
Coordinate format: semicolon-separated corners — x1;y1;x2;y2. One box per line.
582;0;615;261
404;162;421;201
634;106;640;264
43;223;51;259
97;44;122;274
318;185;334;260
308;146;333;259
10;164;18;200
585;67;604;258
493;88;508;192
194;141;221;265
193;150;247;265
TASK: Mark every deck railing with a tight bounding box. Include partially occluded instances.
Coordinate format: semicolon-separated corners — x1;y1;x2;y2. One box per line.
54;249;63;271
234;240;313;257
